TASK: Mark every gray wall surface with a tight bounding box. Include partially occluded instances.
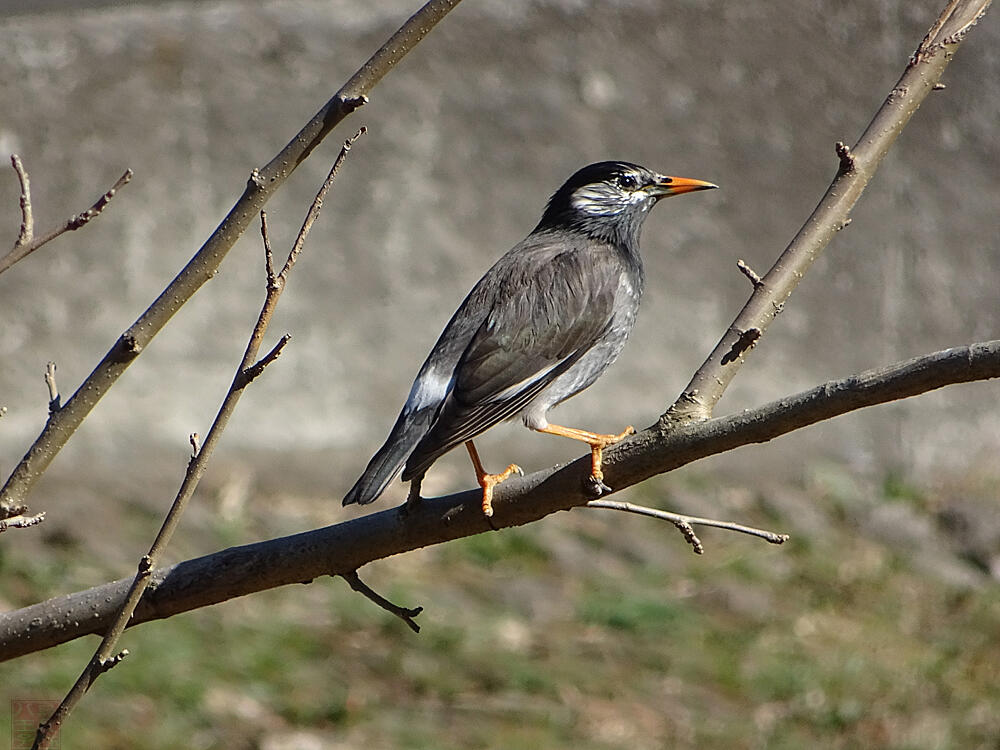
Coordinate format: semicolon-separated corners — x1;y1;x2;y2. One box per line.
1;0;998;507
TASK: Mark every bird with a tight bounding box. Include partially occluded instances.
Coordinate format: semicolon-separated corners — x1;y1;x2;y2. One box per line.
343;161;717;518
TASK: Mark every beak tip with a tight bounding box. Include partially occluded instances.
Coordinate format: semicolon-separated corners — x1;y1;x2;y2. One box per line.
658;176;720;196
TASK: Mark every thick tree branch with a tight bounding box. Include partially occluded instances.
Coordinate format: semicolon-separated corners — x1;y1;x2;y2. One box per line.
0;0;464;522
665;0;992;424
2;339;997;663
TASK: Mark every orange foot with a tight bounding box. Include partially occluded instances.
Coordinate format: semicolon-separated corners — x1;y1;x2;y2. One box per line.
536;423;635;491
465;441;523;518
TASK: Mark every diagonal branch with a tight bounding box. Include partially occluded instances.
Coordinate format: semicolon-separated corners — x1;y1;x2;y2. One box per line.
664;0;992;425
2;339;997;663
0;0;464;522
30;132;365;749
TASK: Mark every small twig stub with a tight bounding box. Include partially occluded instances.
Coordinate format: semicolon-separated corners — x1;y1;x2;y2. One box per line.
835;141;856;173
343;570;423;633
45;362;60;415
737;258;763;288
721;327;762;365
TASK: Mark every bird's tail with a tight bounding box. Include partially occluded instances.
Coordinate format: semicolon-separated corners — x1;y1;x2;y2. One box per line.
343;409;431;506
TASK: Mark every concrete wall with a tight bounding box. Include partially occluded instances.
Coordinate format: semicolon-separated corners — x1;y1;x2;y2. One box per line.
1;0;998;505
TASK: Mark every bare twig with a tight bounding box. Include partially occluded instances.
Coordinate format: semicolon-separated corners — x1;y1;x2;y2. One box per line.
261;211;277;289
31;129;366;750
664;0;991;425
97;650;128;674
12;154;32;245
736;259;763;288
0;166;132;277
44;362;60;416
586;499;789;554
241;334;291;386
0;512;46;534
342;571;423;633
0;0;464;522
4;338;998;662
280;127;366;283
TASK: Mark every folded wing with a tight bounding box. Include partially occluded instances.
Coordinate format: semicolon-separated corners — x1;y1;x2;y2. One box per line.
403;234;620;480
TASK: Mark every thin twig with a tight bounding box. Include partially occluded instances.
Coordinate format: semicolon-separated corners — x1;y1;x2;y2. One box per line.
97;650;128;674
44;362;60;416
280;127;367;282
342;571;423;633
32;130;366;750
261;211;277;289
0;512;46;534
737;259;763;288
0;168;132;277
241;334;291;386
586;499;788;555
12;154;32;246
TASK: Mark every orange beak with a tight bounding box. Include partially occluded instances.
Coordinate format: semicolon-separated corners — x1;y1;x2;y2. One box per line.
649;175;719;198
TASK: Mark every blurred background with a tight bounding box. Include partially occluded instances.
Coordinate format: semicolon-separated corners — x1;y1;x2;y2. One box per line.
1;1;998;748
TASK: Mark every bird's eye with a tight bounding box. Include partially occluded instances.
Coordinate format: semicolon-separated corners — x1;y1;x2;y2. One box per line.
616;173;640;190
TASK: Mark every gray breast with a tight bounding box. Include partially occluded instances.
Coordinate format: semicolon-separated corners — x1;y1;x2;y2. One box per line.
520;269;642;430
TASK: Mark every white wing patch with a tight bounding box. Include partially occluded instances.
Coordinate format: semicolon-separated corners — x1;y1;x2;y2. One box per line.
404;365;453;412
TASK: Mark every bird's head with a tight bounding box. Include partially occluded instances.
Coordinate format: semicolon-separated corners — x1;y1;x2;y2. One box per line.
537;161;718;247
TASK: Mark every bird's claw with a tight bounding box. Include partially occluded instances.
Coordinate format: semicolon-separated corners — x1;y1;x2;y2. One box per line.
609;425;635;443
584;474;613;498
479;463;523;519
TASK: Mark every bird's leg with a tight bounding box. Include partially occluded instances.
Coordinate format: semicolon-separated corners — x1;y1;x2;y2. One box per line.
534;423;635;491
401;475;424;518
465;440;522;518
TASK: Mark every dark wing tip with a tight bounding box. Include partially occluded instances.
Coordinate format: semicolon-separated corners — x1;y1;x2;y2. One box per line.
343;476;388;506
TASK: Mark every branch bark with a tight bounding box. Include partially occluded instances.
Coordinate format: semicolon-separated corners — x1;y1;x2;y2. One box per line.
0;0;464;522
3;339;997;663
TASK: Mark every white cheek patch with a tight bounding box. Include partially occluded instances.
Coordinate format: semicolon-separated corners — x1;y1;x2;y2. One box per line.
571;185;625;215
570;184;646;216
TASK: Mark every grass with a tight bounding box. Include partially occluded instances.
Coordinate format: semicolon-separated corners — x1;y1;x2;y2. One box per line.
2;464;999;749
